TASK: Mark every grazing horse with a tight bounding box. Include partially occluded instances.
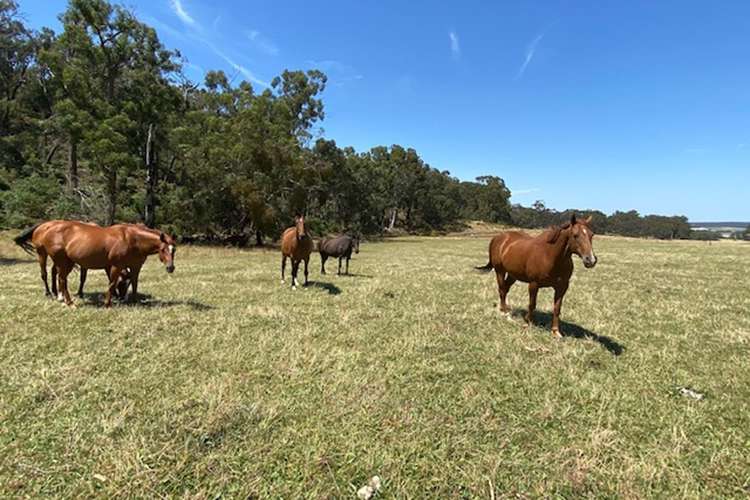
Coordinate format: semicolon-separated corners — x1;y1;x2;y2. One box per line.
16;221;131;300
16;221;176;307
280;215;313;289
476;215;598;337
319;234;360;275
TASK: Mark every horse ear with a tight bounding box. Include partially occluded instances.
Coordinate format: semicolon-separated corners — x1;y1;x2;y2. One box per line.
160;232;166;243
570;214;577;225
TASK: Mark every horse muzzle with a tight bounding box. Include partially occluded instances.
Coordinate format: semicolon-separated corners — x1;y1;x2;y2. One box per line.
166;264;175;274
582;255;597;268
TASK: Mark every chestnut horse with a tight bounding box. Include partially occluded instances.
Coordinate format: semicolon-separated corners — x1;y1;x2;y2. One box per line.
476;215;598;337
280;215;313;289
16;221;175;307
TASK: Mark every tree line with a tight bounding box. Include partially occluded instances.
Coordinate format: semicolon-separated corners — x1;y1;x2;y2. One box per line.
510;202;693;240
0;0;512;244
1;0;703;244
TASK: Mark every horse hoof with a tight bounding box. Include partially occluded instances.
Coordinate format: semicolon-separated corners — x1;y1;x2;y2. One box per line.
552;329;563;339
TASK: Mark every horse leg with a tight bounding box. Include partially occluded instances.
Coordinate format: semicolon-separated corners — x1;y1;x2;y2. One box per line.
345;256;350;275
128;265;141;302
291;260;299;289
57;261;74;307
281;255;287;283
337;257;342;275
551;283;569;338
303;257;309;286
77;268;87;298
37;249;51;297
525;282;539;328
502;276;516;315
105;266;123;308
494;268;506;314
320;254;327;274
51;264;58;297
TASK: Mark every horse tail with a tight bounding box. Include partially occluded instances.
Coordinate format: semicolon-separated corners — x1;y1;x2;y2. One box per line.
14;223;42;255
475;262;493;273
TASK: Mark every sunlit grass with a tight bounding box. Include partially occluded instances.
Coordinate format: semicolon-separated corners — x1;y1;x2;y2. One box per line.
1;233;749;497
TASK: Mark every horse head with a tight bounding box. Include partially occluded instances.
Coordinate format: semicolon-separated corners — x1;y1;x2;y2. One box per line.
567;215;597;268
157;232;177;273
294;215;308;241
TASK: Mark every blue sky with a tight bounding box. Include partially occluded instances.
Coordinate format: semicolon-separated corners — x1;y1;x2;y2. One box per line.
20;0;750;221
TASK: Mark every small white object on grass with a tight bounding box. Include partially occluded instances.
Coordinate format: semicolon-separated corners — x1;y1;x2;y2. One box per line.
357;475;382;500
678;387;704;400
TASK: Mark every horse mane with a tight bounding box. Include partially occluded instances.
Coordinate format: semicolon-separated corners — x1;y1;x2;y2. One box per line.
546;222;571;244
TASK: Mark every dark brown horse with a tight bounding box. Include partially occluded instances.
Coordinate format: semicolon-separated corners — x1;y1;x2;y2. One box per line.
476;215;598;337
280;215;313;289
319;234;360;275
16;220;175;307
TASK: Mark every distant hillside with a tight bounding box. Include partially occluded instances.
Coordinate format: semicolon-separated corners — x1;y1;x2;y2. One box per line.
690;222;749;230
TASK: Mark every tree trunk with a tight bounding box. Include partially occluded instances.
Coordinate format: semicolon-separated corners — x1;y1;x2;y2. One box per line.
144;124;157;228
68;138;78;190
106;167;116;226
387;208;397;231
255;229;264;247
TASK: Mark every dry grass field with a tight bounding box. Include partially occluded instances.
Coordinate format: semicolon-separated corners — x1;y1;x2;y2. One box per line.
1;231;749;498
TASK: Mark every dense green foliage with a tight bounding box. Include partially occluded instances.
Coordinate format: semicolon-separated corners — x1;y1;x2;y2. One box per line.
0;0;510;241
0;0;704;242
511;201;692;240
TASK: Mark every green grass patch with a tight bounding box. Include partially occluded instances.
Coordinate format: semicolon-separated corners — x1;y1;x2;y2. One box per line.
1;234;749;497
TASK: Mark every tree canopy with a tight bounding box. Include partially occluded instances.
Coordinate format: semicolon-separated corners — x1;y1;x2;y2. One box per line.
0;0;697;242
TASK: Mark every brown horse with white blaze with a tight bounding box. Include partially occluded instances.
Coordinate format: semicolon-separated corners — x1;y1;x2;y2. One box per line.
280;215;313;289
476;215;598;337
16;220;176;307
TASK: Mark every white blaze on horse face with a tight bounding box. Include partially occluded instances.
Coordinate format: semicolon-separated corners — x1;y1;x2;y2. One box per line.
168;244;174;255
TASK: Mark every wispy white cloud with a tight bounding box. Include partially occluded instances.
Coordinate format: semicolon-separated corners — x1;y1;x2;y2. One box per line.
201;39;268;87
513;188;541;196
516;33;545;79
246;30;279;56
449;31;460;59
142;15;188;42
169;0;196;26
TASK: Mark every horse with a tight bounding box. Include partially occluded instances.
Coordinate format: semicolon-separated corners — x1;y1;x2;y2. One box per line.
475;214;598;337
15;221;176;307
16;220;131;300
280;215;313;289
319;234;360;275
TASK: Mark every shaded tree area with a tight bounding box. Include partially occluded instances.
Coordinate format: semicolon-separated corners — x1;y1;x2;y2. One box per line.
510;202;693;240
0;0;510;242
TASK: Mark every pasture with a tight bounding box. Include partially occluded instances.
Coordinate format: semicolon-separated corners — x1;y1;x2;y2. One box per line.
1;231;749;498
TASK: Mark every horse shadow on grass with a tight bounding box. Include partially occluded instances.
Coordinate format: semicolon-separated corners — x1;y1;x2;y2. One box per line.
332;272;374;279
0;256;34;266
305;281;342;295
510;308;624;356
80;292;214;310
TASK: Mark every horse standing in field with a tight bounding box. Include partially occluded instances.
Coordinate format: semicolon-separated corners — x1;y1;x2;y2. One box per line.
15;221;176;307
476;215;598;337
280;215;313;289
16;220;132;300
319;234;360;275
